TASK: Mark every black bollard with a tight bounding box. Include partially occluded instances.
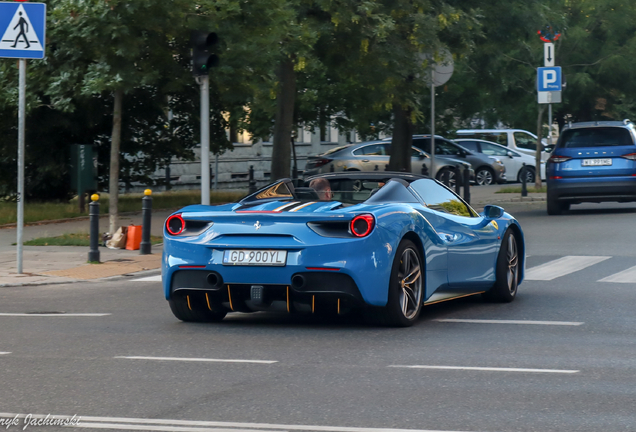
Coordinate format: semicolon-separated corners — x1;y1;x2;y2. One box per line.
140;189;152;255
421;163;429;177
248;165;257;194
88;194;100;263
463;167;471;204
385;164;389;171
374;165;378;171
442;169;450;186
454;165;461;194
521;163;528;197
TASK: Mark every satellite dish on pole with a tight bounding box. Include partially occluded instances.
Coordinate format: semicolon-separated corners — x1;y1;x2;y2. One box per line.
418;49;454;87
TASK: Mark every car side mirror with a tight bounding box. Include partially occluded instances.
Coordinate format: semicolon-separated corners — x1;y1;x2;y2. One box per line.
418;152;428;160
507;151;514;158
483;205;504;219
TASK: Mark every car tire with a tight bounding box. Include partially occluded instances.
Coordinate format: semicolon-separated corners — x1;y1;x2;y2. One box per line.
547;191;569;215
368;239;424;327
483;229;519;303
475;167;495;185
517;167;535;184
169;293;227;322
436;168;458;188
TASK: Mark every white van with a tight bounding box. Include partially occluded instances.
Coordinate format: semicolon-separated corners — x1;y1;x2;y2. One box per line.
456;129;551;161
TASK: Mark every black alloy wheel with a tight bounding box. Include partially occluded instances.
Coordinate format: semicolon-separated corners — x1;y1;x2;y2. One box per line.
368;239;424;327
483;229;519;303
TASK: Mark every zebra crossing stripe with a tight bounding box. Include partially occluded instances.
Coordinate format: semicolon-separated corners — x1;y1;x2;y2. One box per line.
525;256;610;281
131;275;161;282
599;265;636;283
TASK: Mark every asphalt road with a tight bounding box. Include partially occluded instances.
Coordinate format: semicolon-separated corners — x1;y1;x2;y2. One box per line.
2;201;636;432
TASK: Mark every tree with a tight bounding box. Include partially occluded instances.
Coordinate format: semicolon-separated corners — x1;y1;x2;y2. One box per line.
44;0;193;233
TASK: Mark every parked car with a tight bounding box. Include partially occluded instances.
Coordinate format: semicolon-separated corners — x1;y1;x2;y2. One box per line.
455;138;546;183
456;128;551;161
399;135;507;185
546;120;636;215
163;171;525;326
303;141;474;185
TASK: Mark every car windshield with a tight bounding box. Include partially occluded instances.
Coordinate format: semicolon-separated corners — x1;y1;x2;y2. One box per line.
304;178;388;204
558;127;634;148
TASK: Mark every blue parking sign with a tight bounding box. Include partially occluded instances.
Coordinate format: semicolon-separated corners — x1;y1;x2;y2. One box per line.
0;2;46;59
537;67;562;92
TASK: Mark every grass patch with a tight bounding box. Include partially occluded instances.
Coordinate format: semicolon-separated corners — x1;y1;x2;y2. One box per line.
0;190;245;225
24;233;164;247
495;186;547;194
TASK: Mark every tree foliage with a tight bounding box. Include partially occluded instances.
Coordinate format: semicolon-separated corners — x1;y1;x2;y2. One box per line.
2;0;636;200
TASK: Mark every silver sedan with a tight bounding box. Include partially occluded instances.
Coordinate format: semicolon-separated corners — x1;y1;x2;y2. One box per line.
304;141;474;185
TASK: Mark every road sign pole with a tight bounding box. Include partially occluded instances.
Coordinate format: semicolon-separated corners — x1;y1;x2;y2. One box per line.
548;103;552;145
16;58;26;274
430;69;435;179
200;75;210;205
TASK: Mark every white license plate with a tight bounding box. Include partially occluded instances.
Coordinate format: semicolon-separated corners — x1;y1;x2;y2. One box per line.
582;158;612;166
222;250;287;266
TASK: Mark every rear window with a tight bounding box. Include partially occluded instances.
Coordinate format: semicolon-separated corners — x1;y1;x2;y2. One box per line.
322;145;350;156
559;127;634;148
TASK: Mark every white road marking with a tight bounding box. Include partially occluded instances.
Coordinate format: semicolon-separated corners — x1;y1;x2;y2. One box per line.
0;313;111;317
0;413;475;432
524;255;610;280
0;352;10;355
388;365;579;374
599;265;636;283
71;423;285;432
435;319;583;326
115;356;278;364
131;275;162;282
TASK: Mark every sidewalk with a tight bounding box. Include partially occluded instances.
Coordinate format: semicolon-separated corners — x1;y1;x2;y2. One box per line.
0;211;172;287
0;185;544;287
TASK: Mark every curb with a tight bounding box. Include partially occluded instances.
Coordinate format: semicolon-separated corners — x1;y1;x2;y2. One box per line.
0;278;80;288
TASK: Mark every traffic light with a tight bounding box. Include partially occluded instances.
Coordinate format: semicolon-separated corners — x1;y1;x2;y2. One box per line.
191;30;219;76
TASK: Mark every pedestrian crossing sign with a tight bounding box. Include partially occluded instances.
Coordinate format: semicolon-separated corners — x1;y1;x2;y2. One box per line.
0;2;46;59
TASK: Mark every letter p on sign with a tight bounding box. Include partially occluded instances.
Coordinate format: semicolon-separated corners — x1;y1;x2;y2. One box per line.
538;66;562;91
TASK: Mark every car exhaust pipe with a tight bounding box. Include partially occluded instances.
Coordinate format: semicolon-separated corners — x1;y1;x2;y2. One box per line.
206;272;223;288
291;274;306;289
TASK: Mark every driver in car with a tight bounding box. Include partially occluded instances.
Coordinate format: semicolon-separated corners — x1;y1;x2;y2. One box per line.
309;178;333;201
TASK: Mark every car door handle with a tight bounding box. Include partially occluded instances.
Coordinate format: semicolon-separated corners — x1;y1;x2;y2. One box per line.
362;159;370;162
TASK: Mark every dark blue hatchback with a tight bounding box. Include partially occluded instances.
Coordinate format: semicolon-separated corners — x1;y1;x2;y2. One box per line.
546;120;636;215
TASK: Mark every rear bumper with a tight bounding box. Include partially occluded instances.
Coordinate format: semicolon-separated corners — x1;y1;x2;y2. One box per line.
168;270;365;313
548;178;636;202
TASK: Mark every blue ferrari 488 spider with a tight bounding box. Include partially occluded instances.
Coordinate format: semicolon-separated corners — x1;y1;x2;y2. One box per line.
162;172;525;326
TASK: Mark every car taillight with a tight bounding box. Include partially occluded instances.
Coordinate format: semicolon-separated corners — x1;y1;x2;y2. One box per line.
621;153;636;161
548;155;572;163
350;214;375;237
311;158;332;168
166;214;185;235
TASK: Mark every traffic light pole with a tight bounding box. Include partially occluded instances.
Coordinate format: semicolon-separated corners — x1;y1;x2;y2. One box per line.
200;75;210;205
